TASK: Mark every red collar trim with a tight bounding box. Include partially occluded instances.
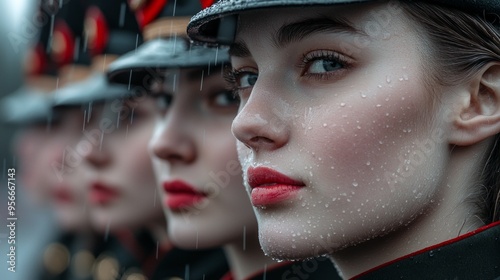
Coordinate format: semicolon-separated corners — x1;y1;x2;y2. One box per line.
220;261;294;280
352;221;500;279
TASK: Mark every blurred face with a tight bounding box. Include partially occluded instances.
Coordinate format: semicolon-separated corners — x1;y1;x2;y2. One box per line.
149;67;258;249
82;98;164;231
40;107;89;231
230;3;455;259
15;123;53;204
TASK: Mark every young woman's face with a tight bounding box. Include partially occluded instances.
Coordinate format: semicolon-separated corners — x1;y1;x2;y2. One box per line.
82;98;164;231
149;67;258;249
230;3;456;259
16;124;53;205
40;108;89;231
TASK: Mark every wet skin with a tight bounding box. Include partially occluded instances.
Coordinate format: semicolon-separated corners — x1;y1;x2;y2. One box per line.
149;67;260;249
228;2;487;277
81;99;164;231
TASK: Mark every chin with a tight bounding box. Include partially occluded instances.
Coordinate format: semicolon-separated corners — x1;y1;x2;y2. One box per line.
256;212;343;260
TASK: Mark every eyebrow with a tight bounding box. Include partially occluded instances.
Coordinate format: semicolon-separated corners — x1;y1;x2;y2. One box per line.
229;15;365;57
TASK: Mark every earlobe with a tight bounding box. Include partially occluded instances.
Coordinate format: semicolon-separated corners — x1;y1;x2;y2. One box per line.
449;63;500;146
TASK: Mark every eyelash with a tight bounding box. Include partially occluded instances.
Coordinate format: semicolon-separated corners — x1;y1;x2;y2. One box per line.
223;68;247;98
297;50;352;80
224;50;352;96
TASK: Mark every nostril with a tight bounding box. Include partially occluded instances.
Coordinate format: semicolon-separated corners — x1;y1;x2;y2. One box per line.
249;136;274;145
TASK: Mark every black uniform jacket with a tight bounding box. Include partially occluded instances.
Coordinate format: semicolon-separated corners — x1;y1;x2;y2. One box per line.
353;221;500;279
221;257;342;280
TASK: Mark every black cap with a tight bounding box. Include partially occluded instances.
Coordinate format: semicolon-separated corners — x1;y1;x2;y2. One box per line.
53;74;132;107
187;0;500;46
0;88;53;126
84;0;143;57
50;0;91;67
107;38;229;86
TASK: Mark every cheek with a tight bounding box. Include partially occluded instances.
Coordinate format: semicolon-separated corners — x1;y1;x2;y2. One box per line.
119;125;156;183
303;83;443;200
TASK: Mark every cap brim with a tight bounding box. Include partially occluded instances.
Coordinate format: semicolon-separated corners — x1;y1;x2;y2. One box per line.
107;38;230;86
0;87;53;125
187;0;500;46
188;0;373;46
53;74;132;107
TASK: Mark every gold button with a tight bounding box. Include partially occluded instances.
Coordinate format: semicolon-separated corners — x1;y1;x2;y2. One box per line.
123;272;148;280
43;243;70;275
72;249;95;278
93;255;120;280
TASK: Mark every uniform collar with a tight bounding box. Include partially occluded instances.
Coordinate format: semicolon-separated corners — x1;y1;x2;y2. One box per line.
353;221;500;279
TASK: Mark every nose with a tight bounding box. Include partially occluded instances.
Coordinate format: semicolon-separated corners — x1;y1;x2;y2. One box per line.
149;111;196;165
80;129;111;168
231;84;289;152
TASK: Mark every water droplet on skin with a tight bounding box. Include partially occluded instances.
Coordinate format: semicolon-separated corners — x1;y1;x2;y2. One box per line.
366;161;371;166
323;123;328;127
376;104;382;108
340;102;346;107
386;76;391;83
360;92;367;98
403;74;409;81
428;250;435;257
378;85;382;88
352;182;359;187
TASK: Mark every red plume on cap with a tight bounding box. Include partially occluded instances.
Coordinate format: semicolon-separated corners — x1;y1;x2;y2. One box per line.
51;20;76;66
131;0;167;28
200;0;216;9
84;6;109;56
132;0;216;28
25;44;47;76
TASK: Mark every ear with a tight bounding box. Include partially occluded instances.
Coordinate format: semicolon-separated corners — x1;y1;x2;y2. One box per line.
449;63;500;146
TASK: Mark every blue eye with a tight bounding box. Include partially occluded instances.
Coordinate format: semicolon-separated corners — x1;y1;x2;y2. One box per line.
211;90;240;107
155;94;173;111
238;72;258;88
308;59;343;73
300;50;351;80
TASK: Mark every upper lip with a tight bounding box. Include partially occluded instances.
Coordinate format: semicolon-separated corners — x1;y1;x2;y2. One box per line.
247;166;305;189
163;180;206;196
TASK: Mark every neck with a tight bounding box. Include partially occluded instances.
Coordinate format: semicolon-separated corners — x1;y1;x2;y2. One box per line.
330;143;489;279
147;219;172;249
224;230;275;280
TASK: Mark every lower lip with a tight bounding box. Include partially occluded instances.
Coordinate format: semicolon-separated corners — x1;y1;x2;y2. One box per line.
251;185;302;206
164;194;205;211
89;189;119;205
53;189;74;204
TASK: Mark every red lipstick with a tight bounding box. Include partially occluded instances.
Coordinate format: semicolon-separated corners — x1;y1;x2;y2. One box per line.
53;185;74;204
89;182;120;205
162;180;206;211
247;166;305;206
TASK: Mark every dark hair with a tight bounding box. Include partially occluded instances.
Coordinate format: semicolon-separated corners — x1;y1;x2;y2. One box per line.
400;1;500;224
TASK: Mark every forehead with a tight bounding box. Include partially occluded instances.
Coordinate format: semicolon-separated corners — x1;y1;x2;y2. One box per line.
235;2;411;47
